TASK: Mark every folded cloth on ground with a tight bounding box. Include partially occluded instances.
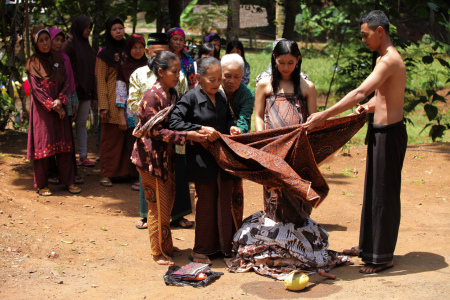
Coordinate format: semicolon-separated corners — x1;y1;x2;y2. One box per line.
171;262;210;280
164;265;224;287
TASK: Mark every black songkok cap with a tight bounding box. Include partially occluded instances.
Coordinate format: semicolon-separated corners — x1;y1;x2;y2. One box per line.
147;33;169;46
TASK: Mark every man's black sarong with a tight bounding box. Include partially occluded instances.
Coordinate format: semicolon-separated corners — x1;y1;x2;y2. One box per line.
359;120;407;264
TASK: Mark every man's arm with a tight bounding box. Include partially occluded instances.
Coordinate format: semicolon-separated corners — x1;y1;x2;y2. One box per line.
304;59;392;129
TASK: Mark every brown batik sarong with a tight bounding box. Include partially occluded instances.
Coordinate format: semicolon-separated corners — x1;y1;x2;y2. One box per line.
193;172;234;256
231;178;244;230
138;167;175;258
201;113;367;217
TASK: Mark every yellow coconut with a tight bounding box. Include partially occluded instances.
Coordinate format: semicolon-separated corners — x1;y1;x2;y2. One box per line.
284;270;309;291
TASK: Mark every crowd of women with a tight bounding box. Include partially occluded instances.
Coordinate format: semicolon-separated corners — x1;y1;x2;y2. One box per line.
26;15;317;265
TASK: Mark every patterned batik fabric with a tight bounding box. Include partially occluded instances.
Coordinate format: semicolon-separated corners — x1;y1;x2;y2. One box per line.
228;211;353;280
138;163;175;258
231;178;244;231
201;112;367;211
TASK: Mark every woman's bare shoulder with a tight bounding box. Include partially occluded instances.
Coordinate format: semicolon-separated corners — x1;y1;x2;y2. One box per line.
256;76;272;95
300;76;315;93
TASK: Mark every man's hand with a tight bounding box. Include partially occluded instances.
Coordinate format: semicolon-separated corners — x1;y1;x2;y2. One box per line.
304;111;327;130
356;104;369;114
230;126;241;136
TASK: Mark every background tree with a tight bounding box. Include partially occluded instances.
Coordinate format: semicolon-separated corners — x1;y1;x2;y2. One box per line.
282;0;299;40
226;0;240;42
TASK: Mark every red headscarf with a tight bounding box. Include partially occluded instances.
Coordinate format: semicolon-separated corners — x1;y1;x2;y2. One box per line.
117;34;147;83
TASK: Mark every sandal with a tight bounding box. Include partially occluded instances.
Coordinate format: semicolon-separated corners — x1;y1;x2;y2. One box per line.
99;177;113;187
189;252;211;265
135;218;148;229
77;158;95;167
131;181;140;191
75;176;84;184
37;188;52;196
171;217;194;229
48;177;60;185
67;184;81;194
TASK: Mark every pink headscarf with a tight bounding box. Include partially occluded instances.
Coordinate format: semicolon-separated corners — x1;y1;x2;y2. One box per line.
48;27;76;93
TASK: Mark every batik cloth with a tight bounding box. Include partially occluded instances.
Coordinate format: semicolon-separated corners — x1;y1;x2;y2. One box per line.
359;120;407;264
228;211;353;280
201;112;367;211
138;167;175;258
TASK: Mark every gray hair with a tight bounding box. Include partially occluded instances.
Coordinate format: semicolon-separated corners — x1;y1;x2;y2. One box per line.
220;53;244;74
197;56;221;76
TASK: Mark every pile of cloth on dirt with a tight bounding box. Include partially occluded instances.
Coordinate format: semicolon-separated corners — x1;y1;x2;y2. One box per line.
227;211;352;280
203;113;367;280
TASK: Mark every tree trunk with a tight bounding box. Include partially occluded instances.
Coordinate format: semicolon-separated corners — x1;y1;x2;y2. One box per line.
157;0;171;33
168;0;183;28
226;0;240;43
275;0;285;39
282;0;297;40
92;0;104;53
132;0;138;34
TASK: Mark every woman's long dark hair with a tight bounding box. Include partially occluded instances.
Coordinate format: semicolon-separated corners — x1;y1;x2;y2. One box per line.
195;42;215;60
271;40;302;97
226;40;247;63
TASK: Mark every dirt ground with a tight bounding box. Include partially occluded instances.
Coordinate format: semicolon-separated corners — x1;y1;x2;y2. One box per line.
0;130;449;300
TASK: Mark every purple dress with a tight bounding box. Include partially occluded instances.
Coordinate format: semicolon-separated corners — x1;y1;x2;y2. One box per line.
27;74;73;161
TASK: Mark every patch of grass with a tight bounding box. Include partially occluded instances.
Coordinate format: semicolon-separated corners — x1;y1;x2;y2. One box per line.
342;191;354;197
340;168;357;178
411;179;426;185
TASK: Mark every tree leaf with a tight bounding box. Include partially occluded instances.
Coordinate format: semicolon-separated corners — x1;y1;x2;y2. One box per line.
427;2;440;12
419;95;428;103
422;56;434;64
424;104;438;121
432;93;447;103
426;89;435;97
436;58;450;69
429;124;446;142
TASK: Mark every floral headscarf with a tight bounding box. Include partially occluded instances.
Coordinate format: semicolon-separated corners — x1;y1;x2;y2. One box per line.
167;27;196;87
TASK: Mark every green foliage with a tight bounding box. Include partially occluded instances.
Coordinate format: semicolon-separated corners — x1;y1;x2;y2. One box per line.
0;76;17;132
402;35;450;142
295;4;350;47
181;0;227;37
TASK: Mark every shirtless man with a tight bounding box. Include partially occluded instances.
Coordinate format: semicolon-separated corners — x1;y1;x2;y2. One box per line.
304;10;408;274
